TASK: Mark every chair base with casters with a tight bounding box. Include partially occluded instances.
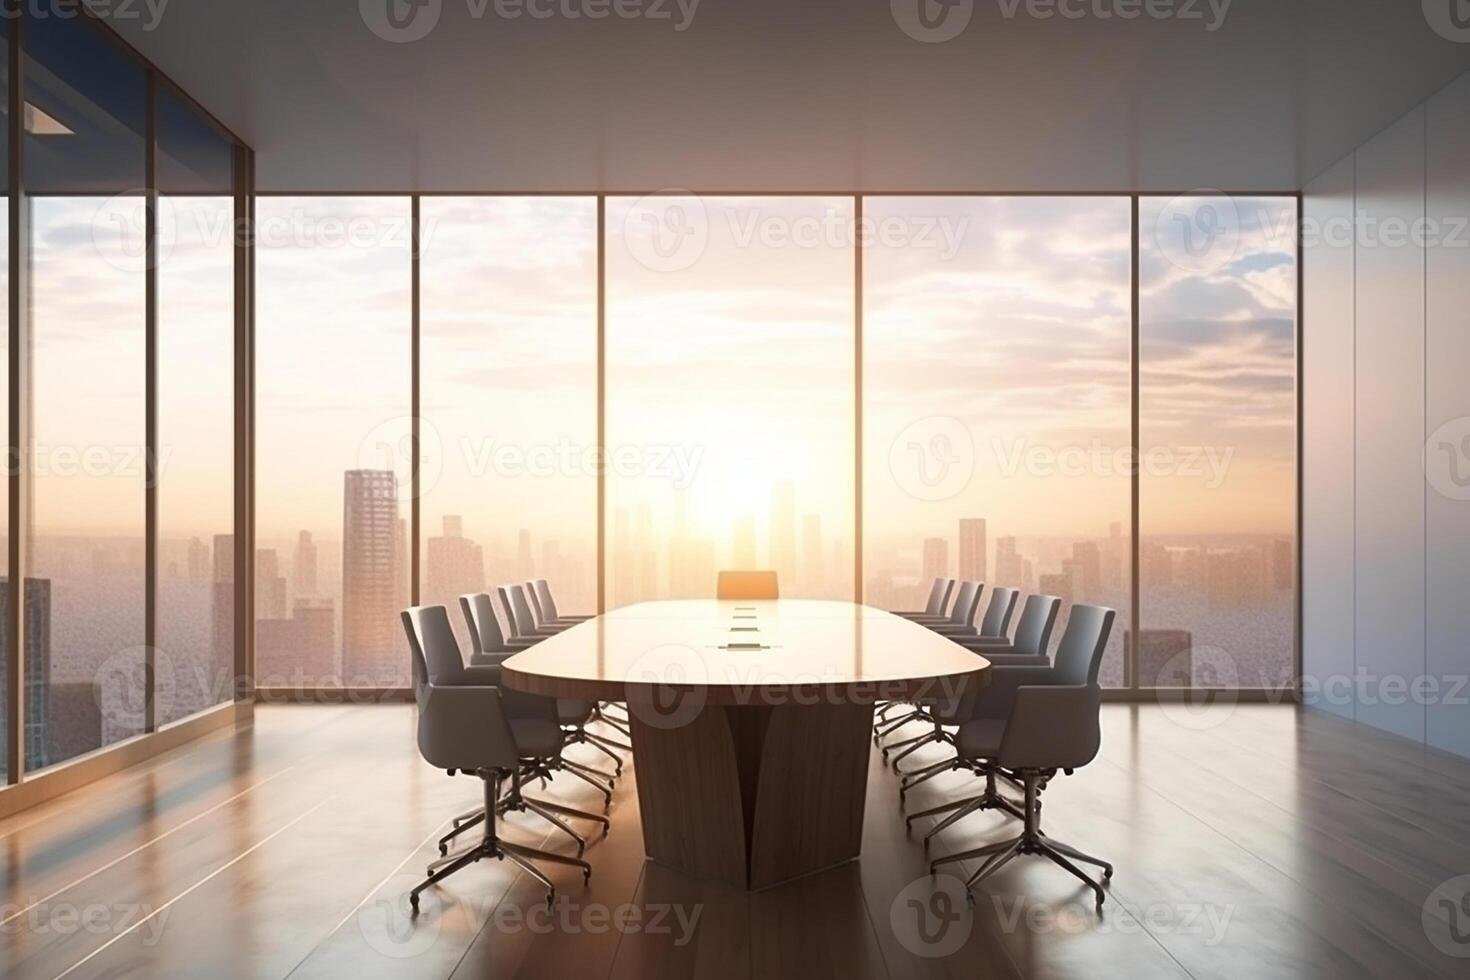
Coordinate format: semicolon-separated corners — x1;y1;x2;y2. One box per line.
438;766;610;858
928;767;1112;908
412;768;592;912
903;763;1023;844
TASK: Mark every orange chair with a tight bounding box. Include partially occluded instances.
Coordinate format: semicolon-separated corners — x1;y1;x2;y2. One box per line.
716;570;780;600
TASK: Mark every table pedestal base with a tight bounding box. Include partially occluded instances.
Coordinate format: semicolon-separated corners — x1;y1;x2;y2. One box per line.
627;699;875;890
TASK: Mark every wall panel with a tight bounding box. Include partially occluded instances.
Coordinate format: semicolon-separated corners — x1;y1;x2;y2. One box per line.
1352;108;1425;743
1301;156;1356;720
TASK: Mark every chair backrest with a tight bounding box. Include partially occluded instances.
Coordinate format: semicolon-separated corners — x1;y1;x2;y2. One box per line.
400;605;519;772
923;577;950;616
403;604;470;685
1010;594;1062;658
1052;604;1116;686
460;592;510;654
979;586;1020;638
525;581;544;624
533;579;560;622
716;570;780;600
498;585;538;639
947;580;983;626
934;577;956;615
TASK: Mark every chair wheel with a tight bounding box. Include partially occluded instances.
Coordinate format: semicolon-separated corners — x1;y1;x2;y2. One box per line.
583;870;592;884
1104;868;1114;880
438;844;448;856
410;894;420;912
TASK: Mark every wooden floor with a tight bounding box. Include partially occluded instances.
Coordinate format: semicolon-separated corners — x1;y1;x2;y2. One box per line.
2;702;1468;979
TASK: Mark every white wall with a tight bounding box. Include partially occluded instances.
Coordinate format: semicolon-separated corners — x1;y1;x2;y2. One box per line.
1303;71;1470;757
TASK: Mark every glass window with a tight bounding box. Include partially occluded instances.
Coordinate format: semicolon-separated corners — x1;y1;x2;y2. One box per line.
419;197;597;653
863;197;1133;685
0;14;8;781
25;13;148;767
605;195;856;604
256;197;412;689
1139;195;1298;690
157;90;235;725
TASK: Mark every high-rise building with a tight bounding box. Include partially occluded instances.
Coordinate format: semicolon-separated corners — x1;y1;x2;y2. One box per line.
958;518;986;582
1071;541;1102;596
187;537;209;583
517;528;534;580
293;530;319;598
800;514;823;594
211;534;234;672
733;516;758;570
995;536;1024;587
256;548;287;619
426;515;485;603
769;481;797;584
922;537;949;583
342;470;401;685
0;578;52;772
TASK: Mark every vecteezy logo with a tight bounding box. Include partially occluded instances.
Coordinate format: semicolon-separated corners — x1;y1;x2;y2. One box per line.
1423;875;1470;957
891;0;974;43
622;191;709;273
92;191;178;276
1425;417;1470;501
359;873;443;958
890;874;971;957
360;0;442;43
357;415;444;503
1157;644;1240;732
1424;0;1470;43
888;416;975;502
1153;190;1241;275
623;644;709;730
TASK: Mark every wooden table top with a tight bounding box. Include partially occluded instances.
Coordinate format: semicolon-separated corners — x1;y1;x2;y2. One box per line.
500;599;990;706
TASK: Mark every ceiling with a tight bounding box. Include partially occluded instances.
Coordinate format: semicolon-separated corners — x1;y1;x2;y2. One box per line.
110;0;1470;193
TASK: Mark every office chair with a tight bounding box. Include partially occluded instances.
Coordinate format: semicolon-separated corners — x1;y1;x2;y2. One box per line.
461;593;629;776
895;577;955;620
931;585;1018;639
897;594;1061;794
918;604;1116;907
401;605;597;910
912;580;984;629
715;570;779;600
500;584;570;640
498;585;634;743
875;582;982;737
532;579;593;627
458;591;537;667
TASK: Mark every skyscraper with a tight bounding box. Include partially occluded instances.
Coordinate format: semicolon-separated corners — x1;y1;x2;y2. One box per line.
769;481;797;585
186;537;209;583
342;470;401;685
733;516;758;570
800;514;823;594
922;537;949;582
995;536;1024;587
958;518;986;582
293;530;319;598
426;515;485;603
0;578;52;772
211;534;234;673
256;548;287;619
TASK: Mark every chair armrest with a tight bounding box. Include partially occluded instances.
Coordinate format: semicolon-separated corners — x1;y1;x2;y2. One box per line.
955;664;1056;722
928;623;976;636
460;664;504;685
998;684;1101;771
419;685;519;772
975;653;1049;668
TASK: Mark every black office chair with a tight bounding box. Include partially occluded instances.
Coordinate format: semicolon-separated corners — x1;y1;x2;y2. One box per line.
898;594;1061;795
460;592;628;778
401;605;596;910
930;585;1018;640
895;577;955;620
876;582;985;742
916;604;1117;907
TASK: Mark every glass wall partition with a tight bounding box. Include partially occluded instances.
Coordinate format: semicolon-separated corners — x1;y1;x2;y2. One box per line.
604;195;856;605
24;12;149;768
1139;195;1298;691
156;92;236;725
255;196;412;690
863;197;1134;685
419;197;598;654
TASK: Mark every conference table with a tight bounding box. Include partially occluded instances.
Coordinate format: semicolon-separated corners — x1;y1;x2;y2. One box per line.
500;599;990;891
